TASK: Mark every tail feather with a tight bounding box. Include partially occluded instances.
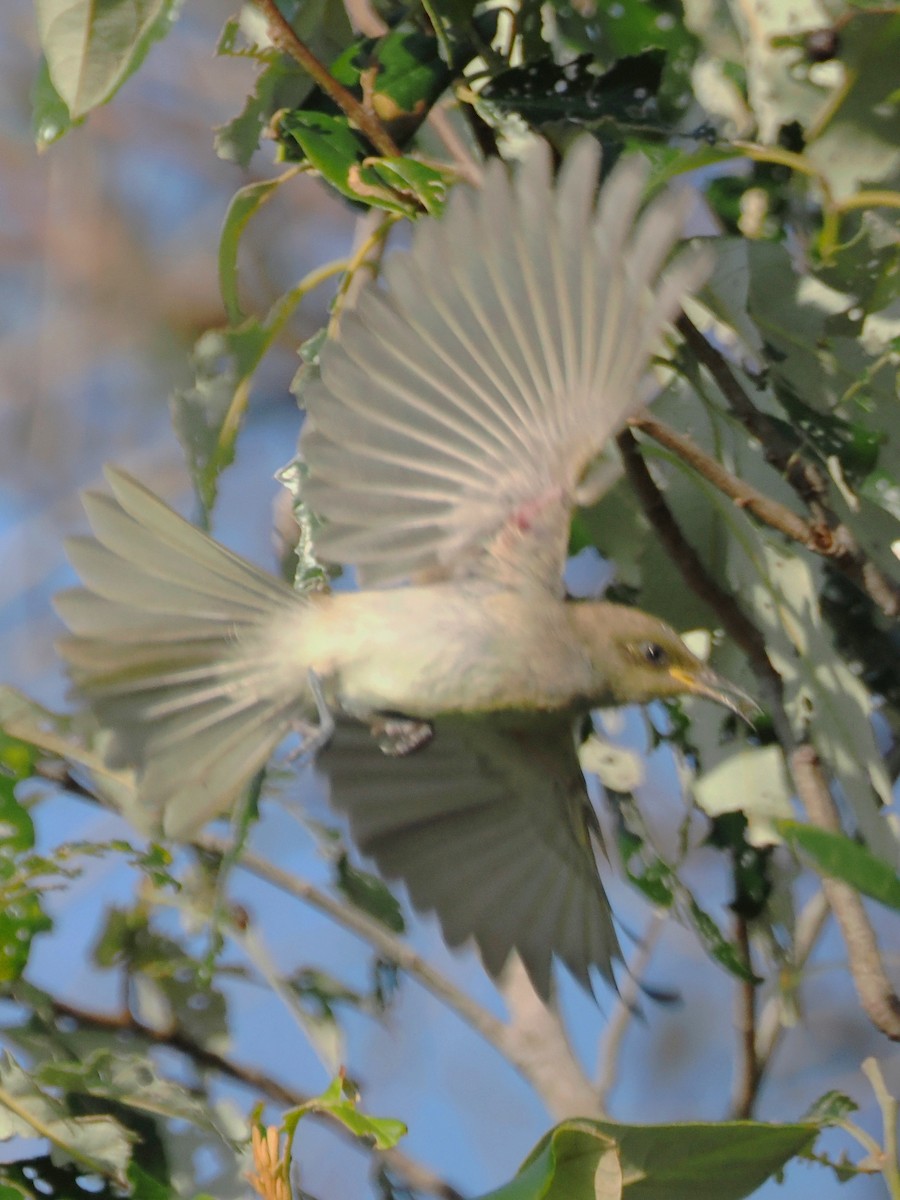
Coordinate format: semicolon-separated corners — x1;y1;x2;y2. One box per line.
55;468;309;837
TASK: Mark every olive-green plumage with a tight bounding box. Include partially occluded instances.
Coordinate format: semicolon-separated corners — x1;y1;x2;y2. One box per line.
55;137;752;998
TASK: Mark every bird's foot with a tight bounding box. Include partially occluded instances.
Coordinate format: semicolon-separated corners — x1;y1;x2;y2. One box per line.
286;669;336;762
370;715;434;757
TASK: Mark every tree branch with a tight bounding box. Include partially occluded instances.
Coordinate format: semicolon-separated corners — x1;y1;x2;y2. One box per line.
616;428;778;690
595;912;666;1109
252;0;402;158
675;312;900;619
499;959;600;1119
754;890;830;1071
616;429;900;1043
41;995;463;1200
627;415;816;549
200;836;596;1107
731;916;760;1119
789;745;900;1041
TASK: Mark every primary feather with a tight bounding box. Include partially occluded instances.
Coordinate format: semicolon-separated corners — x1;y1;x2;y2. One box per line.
301;138;709;588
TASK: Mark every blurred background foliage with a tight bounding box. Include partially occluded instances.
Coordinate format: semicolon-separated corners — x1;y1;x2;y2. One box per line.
0;0;899;1197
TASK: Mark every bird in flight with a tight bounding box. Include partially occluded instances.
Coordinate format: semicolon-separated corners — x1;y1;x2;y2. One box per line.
56;137;753;999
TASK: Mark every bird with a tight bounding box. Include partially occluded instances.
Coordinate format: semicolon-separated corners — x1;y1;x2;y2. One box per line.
55;136;754;999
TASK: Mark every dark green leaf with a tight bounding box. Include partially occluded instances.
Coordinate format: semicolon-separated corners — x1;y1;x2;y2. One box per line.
804;1091;859;1125
477;1117;817;1200
780;821;900;909
687;898;760;983
483;51;666;130
336;854;405;933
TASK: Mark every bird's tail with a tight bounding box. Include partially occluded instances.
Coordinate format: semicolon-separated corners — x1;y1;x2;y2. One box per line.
54;468;308;838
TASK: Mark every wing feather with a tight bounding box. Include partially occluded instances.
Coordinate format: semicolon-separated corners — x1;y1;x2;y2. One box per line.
321;713;620;998
301;138;710;587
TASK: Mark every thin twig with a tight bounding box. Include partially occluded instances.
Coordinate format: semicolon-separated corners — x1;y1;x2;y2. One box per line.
861;1058;900;1200
675;312;900;618
40;996;463;1200
46;995;301;1104
198;836;595;1103
754;889;830;1070
731;916;760;1118
427;102;484;186
616;428;778;691
253;0;401;158
628;415;814;548
198;836;505;1041
789;746;900;1041
595;912;667;1109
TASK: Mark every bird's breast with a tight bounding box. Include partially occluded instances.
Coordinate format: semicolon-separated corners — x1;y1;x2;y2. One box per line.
299;584;595;720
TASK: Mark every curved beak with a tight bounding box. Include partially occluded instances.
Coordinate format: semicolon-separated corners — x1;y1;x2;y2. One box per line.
669;666;761;725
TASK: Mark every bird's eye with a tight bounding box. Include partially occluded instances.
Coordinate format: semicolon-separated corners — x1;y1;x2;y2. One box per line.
642;642;667;666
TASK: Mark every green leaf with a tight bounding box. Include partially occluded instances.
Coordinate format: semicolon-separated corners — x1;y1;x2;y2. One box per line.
0;737;52;981
367;157;451;216
0;1053;135;1187
35;0;179;120
804;11;900;200
175;249;340;517
279;108;456;214
804;1091;859;1125
38;1050;231;1140
285;1075;407;1151
780;821;900;910
30;57;79;149
127;1162;172;1200
218;175;293;324
170;325;266;520
336;855;405;934
482;50;666;130
686;898;760;983
476;1117;817;1200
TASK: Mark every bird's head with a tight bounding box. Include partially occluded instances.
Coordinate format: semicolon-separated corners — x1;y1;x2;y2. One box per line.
572;602;758;721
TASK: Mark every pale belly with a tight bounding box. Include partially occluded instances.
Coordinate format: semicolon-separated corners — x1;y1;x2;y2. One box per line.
296;583;592;719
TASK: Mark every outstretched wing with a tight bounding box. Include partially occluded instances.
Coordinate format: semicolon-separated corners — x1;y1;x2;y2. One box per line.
318;712;619;998
300;137;710;590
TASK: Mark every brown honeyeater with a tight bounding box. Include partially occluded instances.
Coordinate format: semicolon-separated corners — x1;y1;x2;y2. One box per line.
55;138;753;999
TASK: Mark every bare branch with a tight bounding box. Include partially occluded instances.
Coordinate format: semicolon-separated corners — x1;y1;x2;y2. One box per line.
628;415;814;548
789;745;900;1042
40;995;464;1200
499;958;600;1119
199;835;509;1043
201;836;598;1107
754;890;830;1070
676;313;900;618
252;0;402;158
595;912;667;1109
615;428;778;689
731;916;760;1119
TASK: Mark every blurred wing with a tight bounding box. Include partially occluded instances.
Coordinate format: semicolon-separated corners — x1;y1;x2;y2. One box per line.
319;712;620;998
55;468;309;837
301;137;710;589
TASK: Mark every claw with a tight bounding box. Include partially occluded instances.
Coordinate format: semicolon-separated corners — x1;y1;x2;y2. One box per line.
370;715;434;757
